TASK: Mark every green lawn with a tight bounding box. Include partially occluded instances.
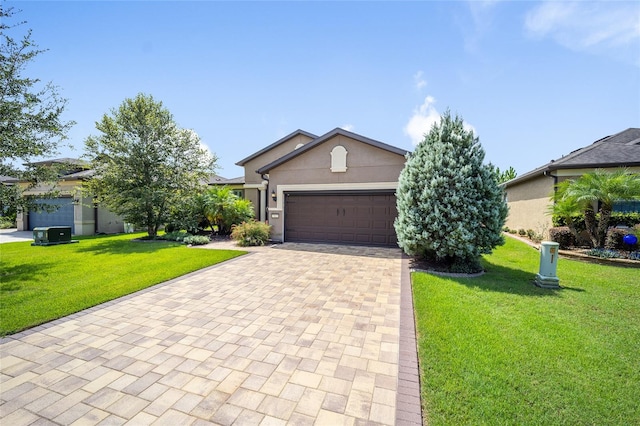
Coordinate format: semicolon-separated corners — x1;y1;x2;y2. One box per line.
0;233;245;336
413;237;640;425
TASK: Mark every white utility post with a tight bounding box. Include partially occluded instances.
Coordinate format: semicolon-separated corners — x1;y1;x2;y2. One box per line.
535;241;560;289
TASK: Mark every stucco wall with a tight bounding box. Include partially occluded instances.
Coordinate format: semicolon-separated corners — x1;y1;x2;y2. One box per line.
16;179;125;235
97;205;124;234
505;175;555;236
265;134;406;241
241;133;314;185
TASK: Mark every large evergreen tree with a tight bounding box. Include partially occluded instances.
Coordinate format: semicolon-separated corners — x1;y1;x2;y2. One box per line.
0;5;75;216
84;93;217;237
394;111;507;273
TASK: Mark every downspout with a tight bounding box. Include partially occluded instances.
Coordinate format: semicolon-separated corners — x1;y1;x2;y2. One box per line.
261;173;269;223
545;169;559;230
544;169;558;188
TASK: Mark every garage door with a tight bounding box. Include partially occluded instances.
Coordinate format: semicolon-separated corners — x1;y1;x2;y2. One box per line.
284;192;397;247
28;198;75;233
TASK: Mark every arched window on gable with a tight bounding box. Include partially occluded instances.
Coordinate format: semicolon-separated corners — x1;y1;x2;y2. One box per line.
330;145;348;173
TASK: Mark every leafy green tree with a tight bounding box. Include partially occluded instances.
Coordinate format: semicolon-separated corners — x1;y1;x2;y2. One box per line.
0;6;75;214
84;93;216;237
494;166;517;184
394;111;507;272
551;169;640;248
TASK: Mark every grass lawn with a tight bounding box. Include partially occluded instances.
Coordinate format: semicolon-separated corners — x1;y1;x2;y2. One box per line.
413;236;640;425
0;233;245;336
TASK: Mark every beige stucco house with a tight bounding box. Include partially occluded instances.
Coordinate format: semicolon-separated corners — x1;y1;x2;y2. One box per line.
236;128;408;246
504;128;640;236
18;128;409;244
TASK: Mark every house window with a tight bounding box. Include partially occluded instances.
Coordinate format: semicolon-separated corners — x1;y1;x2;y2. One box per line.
613;200;640;213
232;189;244;198
330;145;348;173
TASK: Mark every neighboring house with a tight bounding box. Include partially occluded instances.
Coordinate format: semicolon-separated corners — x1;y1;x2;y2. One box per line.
14;158;125;235
236;128;409;246
504;128;640;236
207;174;245;198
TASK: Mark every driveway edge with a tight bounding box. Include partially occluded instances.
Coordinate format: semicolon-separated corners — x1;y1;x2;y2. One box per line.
396;254;423;425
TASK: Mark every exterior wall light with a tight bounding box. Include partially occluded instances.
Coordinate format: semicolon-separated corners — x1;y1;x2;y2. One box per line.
271;190;277;202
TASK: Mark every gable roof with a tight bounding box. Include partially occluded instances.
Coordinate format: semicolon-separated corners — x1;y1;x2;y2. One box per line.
1;175;18;184
236;129;318;166
505;128;640;186
256;127;409;175
27;157;91;169
207;174;245;185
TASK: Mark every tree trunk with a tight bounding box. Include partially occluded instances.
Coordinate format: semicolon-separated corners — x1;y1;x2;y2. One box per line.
597;207;612;248
146;211;158;238
566;217;580;244
584;208;598;247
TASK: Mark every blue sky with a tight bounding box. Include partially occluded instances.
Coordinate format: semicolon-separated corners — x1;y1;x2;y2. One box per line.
9;0;640;178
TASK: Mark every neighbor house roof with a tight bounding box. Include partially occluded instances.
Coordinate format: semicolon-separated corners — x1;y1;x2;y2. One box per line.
60;169;95;180
207;174;245;185
27;158;91;168
0;175;18;185
7;158;93;183
236;129;318;166
256;128;409;175
505;128;640;186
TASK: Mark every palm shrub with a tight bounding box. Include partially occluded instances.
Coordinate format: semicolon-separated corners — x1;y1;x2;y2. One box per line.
394;111;507;273
166;187;255;235
205;187;254;235
550;169;640;248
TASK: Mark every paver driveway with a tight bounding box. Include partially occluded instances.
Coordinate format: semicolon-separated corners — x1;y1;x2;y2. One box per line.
0;242;418;425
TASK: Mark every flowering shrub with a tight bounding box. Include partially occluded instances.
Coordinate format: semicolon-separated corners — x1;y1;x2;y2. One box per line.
231;221;271;246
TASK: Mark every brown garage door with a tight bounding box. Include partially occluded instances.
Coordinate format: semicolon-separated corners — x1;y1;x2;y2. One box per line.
284;192;397;247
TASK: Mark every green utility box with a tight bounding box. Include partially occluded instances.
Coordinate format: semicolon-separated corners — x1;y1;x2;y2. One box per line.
32;226;79;246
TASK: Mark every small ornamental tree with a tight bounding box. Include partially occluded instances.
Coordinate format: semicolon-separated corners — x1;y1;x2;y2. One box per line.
394;111;508;273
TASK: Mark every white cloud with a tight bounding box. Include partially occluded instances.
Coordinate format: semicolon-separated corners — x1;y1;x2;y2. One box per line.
524;1;640;63
462;0;503;54
340;124;354;132
404;96;477;146
413;71;427;90
404;96;441;145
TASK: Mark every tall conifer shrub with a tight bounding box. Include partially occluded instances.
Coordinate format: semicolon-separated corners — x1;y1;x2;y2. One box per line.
394;111;507;272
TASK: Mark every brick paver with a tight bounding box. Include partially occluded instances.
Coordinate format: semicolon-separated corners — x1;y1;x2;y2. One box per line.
1;241;422;424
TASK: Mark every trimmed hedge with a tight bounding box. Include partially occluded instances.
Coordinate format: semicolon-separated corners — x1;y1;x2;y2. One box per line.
605;228;639;250
183;235;211;246
549;227;575;249
553;212;640;230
